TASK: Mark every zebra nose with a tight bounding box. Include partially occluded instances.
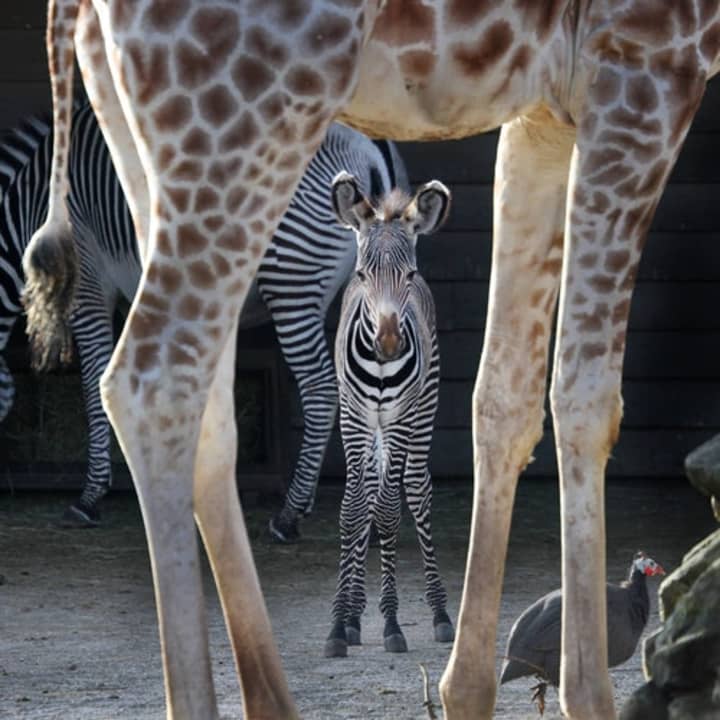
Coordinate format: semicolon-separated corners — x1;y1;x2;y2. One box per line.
375;313;404;361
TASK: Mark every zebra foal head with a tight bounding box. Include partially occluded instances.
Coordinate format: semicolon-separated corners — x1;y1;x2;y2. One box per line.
331;171;450;362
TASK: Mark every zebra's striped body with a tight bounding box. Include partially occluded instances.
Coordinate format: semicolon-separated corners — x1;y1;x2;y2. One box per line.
0;105;406;530
324;173;453;657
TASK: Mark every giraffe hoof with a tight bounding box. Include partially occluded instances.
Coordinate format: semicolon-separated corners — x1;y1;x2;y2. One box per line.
324;638;348;658
345;625;361;645
384;633;408;653
60;503;101;528
434;622;455;643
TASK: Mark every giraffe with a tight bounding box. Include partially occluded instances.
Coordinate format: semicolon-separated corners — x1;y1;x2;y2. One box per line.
22;1;720;719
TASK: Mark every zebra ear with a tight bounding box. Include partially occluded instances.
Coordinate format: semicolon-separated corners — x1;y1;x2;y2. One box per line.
406;180;451;237
331;171;375;231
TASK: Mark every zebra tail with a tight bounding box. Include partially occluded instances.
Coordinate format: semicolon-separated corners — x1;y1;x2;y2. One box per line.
22;223;78;371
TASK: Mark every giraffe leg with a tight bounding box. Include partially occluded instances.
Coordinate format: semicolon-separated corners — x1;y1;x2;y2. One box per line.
551;64;707;720
440;111;575;719
75;0;150;254
193;320;299;720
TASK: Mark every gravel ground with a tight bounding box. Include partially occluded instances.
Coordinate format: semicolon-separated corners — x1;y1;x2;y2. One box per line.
0;477;716;719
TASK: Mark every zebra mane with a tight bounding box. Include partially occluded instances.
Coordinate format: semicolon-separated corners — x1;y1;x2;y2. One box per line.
375;188;412;222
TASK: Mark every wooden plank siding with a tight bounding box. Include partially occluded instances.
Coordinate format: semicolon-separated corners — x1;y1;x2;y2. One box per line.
1;9;719;484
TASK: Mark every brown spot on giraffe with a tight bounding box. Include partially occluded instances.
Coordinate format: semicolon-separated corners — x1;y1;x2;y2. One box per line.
700;22;720;59
399;50;436;79
142;291;170;313
217;225;248;253
181;128;212;155
126;42;171;104
187;261;216;289
177;224;208;257
592;68;622;105
155;231;172;256
245;25;289;68
374;0;435;44
325;46;359;95
231;55;276;102
167;187;190;213
157;265;183;294
618;1;674;44
177;294;203;320
157;145;176;172
626;74;659;114
454;21;514;76
170;159;204;182
153;95;193;132
588;274;616;294
302;12;352;55
447;0;493;26
226;186;249;213
580;342;607;361
199;85;239;128
211;253;232;277
220;113;260;152
258;92;290;123
135;343;161;372
131;308;168;340
194;187;220;213
208;157;243;188
143;0;190;31
174;8;240;90
285;66;326;96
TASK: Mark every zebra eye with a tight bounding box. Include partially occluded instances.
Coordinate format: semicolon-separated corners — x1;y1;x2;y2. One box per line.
407;270;417;281
356;270;366;282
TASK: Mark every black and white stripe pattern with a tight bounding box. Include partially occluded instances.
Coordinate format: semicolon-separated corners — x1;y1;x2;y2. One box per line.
324;174;454;657
0;105;406;525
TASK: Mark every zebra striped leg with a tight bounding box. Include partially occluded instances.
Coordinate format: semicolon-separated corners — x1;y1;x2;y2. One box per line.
325;466;370;657
376;457;406;653
405;467;454;643
268;311;338;543
61;270;115;527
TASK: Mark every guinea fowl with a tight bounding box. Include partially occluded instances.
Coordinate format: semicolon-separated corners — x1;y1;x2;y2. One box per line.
500;551;665;715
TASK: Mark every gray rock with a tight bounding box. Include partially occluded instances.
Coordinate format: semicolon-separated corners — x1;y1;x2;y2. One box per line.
649;558;720;691
685;434;720;516
667;686;720;720
657;529;720;621
619;682;669;720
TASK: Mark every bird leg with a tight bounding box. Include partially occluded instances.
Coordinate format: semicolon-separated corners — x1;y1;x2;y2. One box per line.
531;680;547;716
419;663;438;720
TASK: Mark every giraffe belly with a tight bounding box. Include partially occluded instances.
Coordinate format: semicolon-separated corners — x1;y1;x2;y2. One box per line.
339;36;545;141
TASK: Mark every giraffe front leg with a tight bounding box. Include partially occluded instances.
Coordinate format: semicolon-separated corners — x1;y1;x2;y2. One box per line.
440;111;575;719
193;321;298;720
552;60;707;720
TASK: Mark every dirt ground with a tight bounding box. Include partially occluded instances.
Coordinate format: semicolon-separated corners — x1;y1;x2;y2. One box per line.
0;477;716;720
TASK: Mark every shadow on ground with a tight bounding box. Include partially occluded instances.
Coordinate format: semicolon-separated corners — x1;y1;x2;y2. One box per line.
0;478;715;719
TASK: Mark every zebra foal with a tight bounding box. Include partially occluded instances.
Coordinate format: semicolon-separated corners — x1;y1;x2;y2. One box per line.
324;171;454;658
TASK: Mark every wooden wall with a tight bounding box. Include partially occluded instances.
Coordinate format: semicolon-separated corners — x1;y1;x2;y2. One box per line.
2;3;720;483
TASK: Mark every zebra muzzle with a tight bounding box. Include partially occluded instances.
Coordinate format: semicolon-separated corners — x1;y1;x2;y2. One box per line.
375;313;405;361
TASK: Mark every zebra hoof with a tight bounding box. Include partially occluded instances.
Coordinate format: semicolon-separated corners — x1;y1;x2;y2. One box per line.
268;512;300;544
384;633;408;654
434;622;455;643
345;625;361;646
324;638;348;658
60;503;101;528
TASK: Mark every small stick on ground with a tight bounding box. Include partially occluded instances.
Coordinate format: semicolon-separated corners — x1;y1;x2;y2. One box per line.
419;663;438;720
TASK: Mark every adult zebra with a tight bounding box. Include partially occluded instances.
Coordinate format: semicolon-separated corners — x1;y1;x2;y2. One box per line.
0;104;407;537
324;172;453;658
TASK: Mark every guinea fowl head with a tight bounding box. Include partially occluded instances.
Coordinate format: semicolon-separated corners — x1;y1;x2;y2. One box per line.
631;551;665;578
